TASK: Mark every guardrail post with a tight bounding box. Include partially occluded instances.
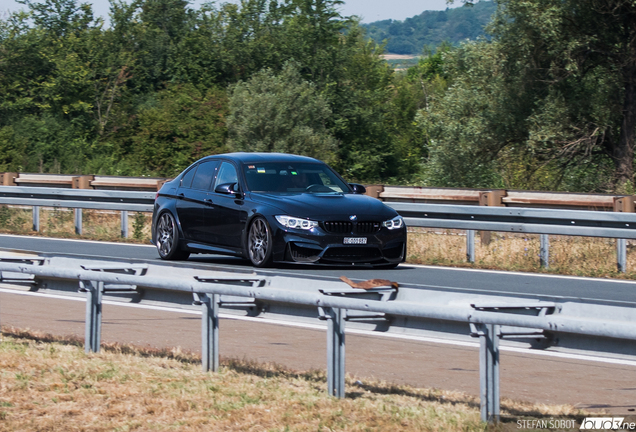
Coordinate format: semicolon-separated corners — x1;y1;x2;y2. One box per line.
0;172;17;186
476;323;500;423
617;239;627;273
121;211;129;238
466;230;475;263
74;208;83;235
32;206;40;232
80;280;103;353
72;175;94;189
614;196;634;273
364;184;385;200
326;307;346;398
200;293;220;372
478;190;507;246
540;234;549;269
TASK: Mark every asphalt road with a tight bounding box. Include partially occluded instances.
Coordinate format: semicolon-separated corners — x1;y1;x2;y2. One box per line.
2;234;636;307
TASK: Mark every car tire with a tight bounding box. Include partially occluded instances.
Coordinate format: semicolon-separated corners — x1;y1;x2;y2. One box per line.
248;217;273;267
155;211;190;260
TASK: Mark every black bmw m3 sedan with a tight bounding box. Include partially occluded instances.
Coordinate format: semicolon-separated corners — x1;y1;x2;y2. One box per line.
151;153;406;267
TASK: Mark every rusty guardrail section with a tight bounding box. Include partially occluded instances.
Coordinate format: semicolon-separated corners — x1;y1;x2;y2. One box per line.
2;255;636;423
368;185;634;212
0;172;168;191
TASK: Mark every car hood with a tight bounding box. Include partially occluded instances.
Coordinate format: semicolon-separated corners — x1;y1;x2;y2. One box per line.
249;192;398;221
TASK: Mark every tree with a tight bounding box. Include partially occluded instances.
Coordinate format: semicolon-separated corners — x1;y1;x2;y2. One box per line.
131;84;228;177
487;0;636;191
419;0;636;192
226;61;337;161
90;0;138;137
0;0;102;173
417;41;516;188
323;23;424;183
279;0;347;82
0;126;28;172
0;0;433;182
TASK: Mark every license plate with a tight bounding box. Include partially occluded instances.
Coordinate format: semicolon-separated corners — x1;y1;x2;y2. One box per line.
343;237;367;245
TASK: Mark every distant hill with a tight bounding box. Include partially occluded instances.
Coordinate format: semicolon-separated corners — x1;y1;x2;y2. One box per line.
362;1;497;55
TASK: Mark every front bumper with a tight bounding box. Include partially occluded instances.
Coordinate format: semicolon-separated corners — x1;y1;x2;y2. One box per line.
272;224;406;266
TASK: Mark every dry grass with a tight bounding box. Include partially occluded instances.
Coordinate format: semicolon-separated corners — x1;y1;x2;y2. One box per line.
0;328;586;432
407;228;636;279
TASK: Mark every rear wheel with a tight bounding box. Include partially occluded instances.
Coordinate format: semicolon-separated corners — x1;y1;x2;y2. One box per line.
248;217;273;267
156;212;190;260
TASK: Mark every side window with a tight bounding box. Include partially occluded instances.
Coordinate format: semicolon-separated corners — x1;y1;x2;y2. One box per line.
214;162;239;190
191;160;219;190
180;166;197;189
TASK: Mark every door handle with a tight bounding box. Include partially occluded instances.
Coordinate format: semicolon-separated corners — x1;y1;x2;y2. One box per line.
177;193;185;198
204;198;213;205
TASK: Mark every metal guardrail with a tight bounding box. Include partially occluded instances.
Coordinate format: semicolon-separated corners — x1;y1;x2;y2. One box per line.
1;256;636;423
387;202;636;272
0;186;154;237
0;186;154;210
391;202;636;238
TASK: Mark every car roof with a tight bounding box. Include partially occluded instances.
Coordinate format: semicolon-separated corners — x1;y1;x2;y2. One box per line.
204;152;322;165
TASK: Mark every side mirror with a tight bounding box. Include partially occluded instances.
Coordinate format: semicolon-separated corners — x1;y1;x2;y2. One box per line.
349;183;367;195
215;182;240;195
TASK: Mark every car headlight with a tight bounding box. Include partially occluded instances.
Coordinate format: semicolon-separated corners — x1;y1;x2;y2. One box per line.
275;215;318;230
382;215;404;230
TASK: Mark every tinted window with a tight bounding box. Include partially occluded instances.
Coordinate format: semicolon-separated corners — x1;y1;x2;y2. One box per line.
214;162;238;189
191;160;219;190
180;166;197;188
243;162;348;194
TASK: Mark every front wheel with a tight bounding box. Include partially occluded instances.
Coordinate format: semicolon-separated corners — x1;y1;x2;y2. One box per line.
248;217;273;267
155;212;190;260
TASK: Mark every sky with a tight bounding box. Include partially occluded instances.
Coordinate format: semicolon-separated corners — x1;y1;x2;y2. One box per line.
0;0;460;24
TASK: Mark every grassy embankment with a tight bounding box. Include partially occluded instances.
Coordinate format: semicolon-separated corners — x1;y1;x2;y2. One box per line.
0;328;585;431
1;206;635;279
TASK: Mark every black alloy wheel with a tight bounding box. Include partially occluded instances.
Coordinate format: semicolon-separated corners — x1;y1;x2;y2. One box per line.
156;212;190;260
248;217;273;267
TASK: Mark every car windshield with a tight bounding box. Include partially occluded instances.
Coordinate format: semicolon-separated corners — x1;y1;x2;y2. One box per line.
243;162;350;194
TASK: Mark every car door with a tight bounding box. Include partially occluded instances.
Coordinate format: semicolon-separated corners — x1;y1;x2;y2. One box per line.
175;160;219;242
203;161;246;249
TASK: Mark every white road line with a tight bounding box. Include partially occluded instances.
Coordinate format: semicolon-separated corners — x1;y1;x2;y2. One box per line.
2;287;636;367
